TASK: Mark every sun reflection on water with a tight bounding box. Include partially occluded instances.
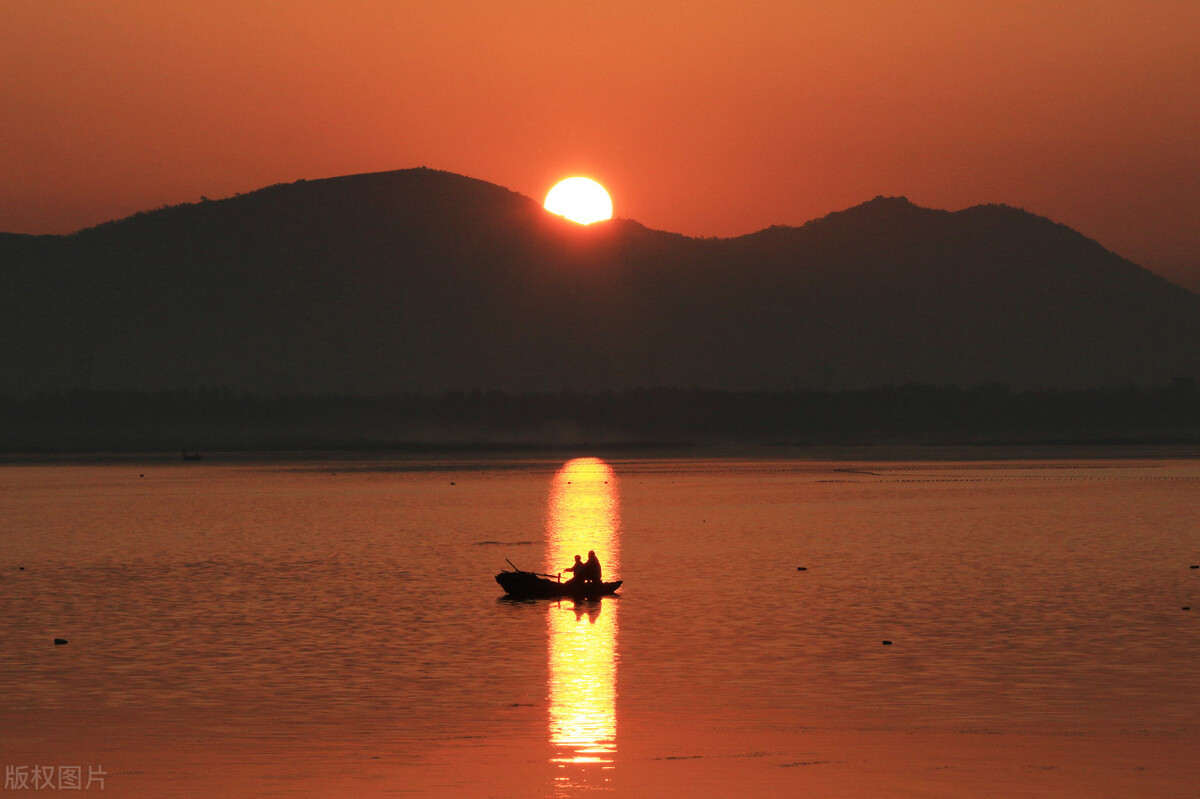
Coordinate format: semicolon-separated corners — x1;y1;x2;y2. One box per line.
546;457;619;790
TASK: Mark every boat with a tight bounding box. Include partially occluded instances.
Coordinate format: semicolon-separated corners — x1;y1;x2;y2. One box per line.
495;567;622;599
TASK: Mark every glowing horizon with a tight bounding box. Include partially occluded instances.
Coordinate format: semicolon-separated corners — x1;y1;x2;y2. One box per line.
3;2;1196;289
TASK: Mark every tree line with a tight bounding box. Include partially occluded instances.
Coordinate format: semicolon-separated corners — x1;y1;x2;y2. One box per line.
1;382;1198;452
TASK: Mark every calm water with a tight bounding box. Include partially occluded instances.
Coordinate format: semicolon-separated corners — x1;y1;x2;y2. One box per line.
2;456;1199;796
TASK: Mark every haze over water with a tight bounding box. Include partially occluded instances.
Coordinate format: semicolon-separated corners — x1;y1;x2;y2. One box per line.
3;455;1198;796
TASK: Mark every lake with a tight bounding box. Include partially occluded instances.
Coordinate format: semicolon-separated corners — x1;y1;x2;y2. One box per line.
2;454;1198;796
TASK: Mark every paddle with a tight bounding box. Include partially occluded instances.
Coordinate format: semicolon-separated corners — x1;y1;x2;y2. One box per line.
505;559;562;581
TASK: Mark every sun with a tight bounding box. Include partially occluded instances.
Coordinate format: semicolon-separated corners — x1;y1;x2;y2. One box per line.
544;177;613;225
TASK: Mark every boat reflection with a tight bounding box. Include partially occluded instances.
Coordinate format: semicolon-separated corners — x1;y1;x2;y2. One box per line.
546;458;619;790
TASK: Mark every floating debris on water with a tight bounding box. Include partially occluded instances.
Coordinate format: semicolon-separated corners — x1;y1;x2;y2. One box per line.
53;638;67;645
797;566;807;571
882;640;893;645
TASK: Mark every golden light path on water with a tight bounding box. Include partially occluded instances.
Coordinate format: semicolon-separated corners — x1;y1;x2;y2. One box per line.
545;457;620;791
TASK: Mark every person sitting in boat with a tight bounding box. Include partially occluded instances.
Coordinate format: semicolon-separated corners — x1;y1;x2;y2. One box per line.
582;550;602;584
563;555;584;585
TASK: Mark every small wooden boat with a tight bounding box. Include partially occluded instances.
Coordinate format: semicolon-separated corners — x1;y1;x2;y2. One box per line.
496;567;622;599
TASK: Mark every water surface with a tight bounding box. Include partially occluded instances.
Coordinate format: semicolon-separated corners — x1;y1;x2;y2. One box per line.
2;456;1198;796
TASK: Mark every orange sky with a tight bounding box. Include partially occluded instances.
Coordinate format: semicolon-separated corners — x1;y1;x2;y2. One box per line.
2;0;1198;289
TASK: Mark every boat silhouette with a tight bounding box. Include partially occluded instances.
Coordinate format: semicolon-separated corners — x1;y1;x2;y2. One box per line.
496;562;621;599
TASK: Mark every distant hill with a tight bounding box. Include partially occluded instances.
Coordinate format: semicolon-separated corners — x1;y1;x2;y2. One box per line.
3;167;1199;394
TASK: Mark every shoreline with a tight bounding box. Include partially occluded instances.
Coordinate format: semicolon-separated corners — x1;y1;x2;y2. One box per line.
3;441;1200;466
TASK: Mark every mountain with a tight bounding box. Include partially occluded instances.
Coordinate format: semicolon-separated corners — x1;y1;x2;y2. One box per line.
3;167;1199;394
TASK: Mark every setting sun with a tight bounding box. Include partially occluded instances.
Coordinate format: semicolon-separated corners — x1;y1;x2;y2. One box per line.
544;177;613;225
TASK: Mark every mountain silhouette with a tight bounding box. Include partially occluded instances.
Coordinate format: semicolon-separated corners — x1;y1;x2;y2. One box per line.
3;167;1199;395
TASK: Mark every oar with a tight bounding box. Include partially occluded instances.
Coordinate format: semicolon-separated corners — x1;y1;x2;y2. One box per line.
505;559;562;581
